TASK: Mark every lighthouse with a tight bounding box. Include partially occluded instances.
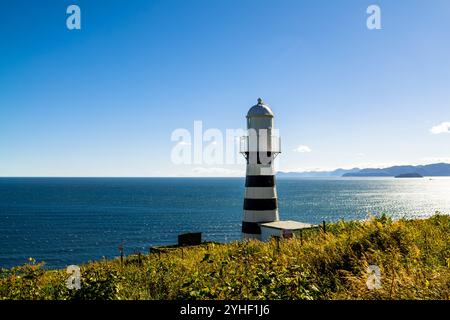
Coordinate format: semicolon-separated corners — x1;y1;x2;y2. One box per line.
240;98;281;240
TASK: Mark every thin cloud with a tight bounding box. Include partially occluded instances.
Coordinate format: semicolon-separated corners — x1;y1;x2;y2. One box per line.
419;157;450;164
430;122;450;134
293;145;312;153
192;167;244;176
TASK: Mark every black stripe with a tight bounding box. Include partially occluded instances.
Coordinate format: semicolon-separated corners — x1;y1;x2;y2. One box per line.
245;175;275;188
245;152;273;165
241;221;261;234
243;198;278;211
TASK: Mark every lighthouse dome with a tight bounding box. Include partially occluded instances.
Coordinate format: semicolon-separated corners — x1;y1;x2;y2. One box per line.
247;98;274;117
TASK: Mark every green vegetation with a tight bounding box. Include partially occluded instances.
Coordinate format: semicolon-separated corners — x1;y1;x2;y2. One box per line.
1;214;449;300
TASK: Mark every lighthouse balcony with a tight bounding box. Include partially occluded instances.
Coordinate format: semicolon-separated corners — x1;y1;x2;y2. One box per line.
239;136;281;154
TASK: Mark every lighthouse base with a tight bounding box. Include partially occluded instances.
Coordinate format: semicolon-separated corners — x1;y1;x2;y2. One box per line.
241;218;279;241
242;233;261;241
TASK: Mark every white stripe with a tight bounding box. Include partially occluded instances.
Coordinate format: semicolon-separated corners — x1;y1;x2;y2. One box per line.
245;187;277;199
243;210;279;223
246;164;274;176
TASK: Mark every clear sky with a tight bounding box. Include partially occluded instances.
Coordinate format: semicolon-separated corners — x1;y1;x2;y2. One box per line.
1;0;450;177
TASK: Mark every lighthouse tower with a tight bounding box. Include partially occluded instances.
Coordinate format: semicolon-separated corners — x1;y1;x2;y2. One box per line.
240;98;281;240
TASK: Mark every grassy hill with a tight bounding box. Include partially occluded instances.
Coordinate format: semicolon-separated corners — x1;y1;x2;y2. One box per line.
1;214;449;300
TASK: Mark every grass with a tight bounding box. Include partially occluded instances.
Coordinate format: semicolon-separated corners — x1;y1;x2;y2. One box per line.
1;214;449;300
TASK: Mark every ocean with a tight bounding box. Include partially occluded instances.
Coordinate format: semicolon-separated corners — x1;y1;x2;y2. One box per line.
1;177;449;269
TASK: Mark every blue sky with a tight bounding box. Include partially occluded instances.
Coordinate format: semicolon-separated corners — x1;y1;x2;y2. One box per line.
1;0;450;176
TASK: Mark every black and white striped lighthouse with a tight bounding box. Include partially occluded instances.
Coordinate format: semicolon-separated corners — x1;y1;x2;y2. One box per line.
240;98;281;240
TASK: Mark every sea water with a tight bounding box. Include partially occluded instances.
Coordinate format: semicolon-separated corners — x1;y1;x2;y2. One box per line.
1;177;449;269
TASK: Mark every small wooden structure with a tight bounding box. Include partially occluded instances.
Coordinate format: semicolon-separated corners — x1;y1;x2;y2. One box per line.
178;232;202;246
260;220;318;242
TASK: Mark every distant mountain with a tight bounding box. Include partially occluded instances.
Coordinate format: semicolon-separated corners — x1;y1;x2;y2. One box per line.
343;163;450;177
277;168;360;178
395;173;424;178
277;163;450;178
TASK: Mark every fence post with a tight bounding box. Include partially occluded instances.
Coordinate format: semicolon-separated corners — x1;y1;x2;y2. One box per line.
119;243;124;267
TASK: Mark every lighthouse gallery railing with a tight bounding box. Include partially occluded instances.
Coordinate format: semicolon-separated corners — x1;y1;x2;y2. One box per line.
239;135;281;155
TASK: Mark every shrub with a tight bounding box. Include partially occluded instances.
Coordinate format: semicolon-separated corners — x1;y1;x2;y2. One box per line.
1;215;449;300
